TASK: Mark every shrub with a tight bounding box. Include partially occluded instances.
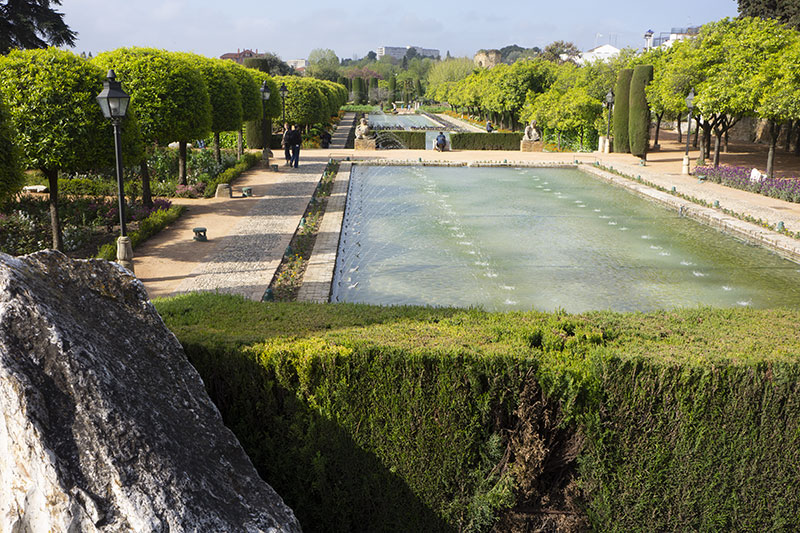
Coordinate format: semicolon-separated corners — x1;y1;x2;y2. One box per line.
612;68;633;153
695;165;800;203
450;132;523;150
628;65;653;158
202;152;260;198
96;204;185;259
376;130;426;149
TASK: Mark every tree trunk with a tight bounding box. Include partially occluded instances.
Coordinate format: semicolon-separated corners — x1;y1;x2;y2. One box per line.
139;159;153;208
693;117;700;148
213;132;221;164
237;129;244;159
178;141;188;186
767;120;779;178
785;120;793;152
795;122;800;156
713;132;722;168
677;113;683;145
580;126;584;150
43;168;63;251
653;111;663;148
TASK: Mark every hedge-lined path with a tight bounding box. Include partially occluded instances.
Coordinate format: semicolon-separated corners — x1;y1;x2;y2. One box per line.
135;156;326;300
433;113;485;132
329;112;356;149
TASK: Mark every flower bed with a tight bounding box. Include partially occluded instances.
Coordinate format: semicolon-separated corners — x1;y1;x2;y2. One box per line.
695;165;800;203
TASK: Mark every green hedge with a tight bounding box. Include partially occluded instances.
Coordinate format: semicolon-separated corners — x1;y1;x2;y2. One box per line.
96;204;185;259
376;130;426;149
156;295;800;532
450;132;522;150
628;65;653;158
202;152;260;198
613;69;633;153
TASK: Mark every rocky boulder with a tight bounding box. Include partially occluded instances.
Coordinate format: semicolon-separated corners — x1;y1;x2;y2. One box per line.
0;251;302;532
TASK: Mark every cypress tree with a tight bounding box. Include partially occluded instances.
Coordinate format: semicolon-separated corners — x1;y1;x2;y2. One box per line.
613;68;633;153
629;64;654;158
388;76;397;103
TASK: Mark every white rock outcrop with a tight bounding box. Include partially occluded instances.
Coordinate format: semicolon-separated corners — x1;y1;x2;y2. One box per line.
0;251;302;532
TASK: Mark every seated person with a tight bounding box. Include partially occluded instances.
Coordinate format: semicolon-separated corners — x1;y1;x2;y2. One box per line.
435;132;448;151
320;130;332;148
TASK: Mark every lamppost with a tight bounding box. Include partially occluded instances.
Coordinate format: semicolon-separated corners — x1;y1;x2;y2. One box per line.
96;70;133;272
604;89;614;154
682;87;695;175
279;82;288;125
260;80;271;163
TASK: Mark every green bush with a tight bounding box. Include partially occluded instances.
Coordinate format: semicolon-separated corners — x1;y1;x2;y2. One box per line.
156;295;800;533
377;130;426;149
628;65;653;158
612;69;633;153
96;204;185;259
450;132;522;150
202;152;260;198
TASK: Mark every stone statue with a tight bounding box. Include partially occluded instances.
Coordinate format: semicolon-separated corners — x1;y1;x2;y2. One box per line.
524;120;540;141
355;118;371;139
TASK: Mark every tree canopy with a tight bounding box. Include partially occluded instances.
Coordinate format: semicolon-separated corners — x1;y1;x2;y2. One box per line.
738;0;800;30
0;0;76;54
0;95;23;203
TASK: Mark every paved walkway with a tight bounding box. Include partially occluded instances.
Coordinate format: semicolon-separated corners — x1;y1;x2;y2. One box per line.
136;154;327;300
330;112;356;149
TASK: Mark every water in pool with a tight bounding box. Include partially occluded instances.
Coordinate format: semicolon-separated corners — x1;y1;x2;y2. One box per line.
331;165;800;312
367;112;439;130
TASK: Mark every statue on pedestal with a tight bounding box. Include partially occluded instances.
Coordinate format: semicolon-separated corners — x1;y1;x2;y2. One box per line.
523;120;540;141
355;118;371;139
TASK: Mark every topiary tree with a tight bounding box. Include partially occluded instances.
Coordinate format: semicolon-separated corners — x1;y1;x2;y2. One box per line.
0;95;23;203
273;76;326;129
388;76;397;103
180;55;242;165
612;68;633;153
0;48;141;250
221;61;262;157
93;47;212;203
628;65;654;160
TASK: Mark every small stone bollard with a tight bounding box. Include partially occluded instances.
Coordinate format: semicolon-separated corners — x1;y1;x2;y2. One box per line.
242;186;253;197
215;183;231;198
193;227;207;242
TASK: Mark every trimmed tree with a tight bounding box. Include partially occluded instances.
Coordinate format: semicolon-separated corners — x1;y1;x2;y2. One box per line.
93;47;212;202
273;76;326;128
628;65;654;160
0;95;23;202
388;76;397;103
244;70;280;150
221;61;262;158
612;68;633;153
0;48;141;250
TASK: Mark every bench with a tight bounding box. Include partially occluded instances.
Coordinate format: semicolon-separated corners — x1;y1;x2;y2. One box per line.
193;227;207;242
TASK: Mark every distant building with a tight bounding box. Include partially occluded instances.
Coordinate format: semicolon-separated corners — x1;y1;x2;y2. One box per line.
652;27;701;48
473;49;502;68
575;44;620;65
219;48;261;64
286;59;306;70
376;46;440;60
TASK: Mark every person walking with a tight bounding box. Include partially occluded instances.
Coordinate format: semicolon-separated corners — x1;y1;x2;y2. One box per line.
289;125;302;168
281;123;292;166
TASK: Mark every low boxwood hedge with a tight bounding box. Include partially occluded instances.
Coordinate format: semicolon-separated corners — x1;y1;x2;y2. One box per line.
376;130;426;150
96;204;185;260
450;132;523;151
202;152;260;198
156;295;800;533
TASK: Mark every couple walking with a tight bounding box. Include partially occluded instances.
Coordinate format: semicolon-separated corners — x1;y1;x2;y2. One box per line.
282;123;302;168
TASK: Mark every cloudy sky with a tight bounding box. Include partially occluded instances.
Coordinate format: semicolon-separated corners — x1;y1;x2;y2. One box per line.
60;0;739;61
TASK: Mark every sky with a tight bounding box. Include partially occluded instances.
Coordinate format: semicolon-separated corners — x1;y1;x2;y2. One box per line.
59;0;740;61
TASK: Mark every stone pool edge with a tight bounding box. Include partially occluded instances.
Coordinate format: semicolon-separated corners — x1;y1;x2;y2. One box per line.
579;165;800;265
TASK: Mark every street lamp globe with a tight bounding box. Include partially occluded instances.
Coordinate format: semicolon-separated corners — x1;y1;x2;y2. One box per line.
260;80;271;102
96;70;130;121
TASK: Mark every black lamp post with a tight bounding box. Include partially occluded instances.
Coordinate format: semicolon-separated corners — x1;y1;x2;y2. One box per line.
279;82;288;124
260;80;271;162
605;89;614;153
683;87;695;175
96;70;134;272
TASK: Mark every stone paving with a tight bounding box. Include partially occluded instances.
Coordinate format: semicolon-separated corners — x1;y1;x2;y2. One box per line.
169;162;325;301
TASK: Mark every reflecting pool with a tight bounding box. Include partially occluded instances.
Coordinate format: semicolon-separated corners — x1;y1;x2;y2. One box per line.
367;112;439;130
332;166;800;312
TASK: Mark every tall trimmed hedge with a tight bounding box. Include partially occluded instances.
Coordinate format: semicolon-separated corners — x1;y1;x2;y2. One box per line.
0;95;22;202
352;77;366;105
612;68;633;153
628;65;653;158
389;76;397;102
157;295;800;533
450;132;523;150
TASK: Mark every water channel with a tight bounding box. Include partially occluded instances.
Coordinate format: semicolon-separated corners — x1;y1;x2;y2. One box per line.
331;165;800;312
